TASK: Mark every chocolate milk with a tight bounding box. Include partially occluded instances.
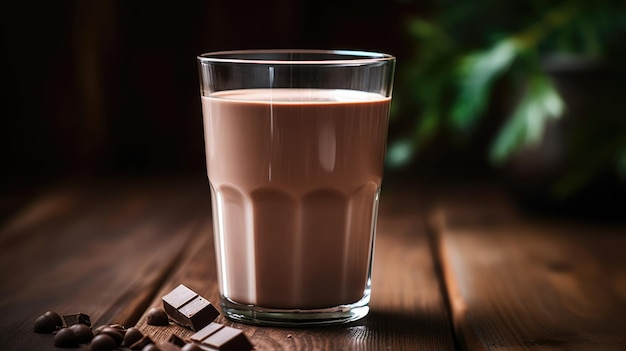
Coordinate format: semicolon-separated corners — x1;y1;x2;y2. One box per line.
202;88;390;309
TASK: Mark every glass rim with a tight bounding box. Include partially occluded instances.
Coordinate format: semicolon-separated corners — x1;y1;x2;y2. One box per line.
197;49;395;66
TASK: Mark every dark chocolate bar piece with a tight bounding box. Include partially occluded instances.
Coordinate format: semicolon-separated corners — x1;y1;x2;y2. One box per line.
190;322;253;351
62;312;91;327
162;284;220;331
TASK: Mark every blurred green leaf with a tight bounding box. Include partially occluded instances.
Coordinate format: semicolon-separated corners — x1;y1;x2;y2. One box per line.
393;0;626;196
490;71;564;162
451;39;520;130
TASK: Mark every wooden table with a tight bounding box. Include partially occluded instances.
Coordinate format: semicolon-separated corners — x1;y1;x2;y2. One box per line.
1;177;625;350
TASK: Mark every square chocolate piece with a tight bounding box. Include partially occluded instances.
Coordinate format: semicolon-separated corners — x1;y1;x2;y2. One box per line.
162;284;220;331
62;313;91;327
190;323;253;351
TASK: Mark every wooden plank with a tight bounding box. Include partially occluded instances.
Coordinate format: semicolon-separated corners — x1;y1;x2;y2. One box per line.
432;197;626;351
0;179;210;350
132;190;456;350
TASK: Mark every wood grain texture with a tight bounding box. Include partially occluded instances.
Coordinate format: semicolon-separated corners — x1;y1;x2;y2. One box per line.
432;197;626;351
133;189;456;351
0;179;210;350
9;179;624;351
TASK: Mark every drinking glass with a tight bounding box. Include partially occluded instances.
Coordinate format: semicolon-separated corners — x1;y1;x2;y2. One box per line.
197;50;395;326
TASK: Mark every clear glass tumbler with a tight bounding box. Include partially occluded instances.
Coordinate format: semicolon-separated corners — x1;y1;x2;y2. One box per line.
197;50;395;326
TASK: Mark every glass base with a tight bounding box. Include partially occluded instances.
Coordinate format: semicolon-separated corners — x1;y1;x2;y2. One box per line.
220;293;370;327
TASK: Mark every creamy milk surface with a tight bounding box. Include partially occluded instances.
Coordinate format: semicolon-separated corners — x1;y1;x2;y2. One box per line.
202;88;390;309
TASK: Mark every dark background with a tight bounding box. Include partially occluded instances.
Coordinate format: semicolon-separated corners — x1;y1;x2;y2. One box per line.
2;1;624;220
2;0;426;181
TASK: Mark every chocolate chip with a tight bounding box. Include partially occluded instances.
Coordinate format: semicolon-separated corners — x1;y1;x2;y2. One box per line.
90;334;117;351
147;307;169;326
69;323;94;343
108;324;127;336
44;311;64;328
142;344;162;351
54;328;79;348
100;327;124;345
34;314;57;334
123;327;144;347
94;324;125;336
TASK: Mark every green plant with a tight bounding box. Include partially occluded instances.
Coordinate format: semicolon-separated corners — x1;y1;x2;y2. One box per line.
390;0;626;195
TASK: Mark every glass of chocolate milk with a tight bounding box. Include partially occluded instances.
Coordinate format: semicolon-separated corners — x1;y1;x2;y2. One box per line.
197;50;395;326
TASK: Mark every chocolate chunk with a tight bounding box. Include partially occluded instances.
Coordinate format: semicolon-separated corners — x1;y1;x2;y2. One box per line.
189;323;223;343
69;323;94;343
54;328;79;348
202;327;253;351
167;333;186;347
63;312;91;327
130;335;155;350
90;334;117;351
147;307;170;326
190;322;253;351
142;345;162;351
162;284;219;331
123;327;144;347
34;314;58;334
